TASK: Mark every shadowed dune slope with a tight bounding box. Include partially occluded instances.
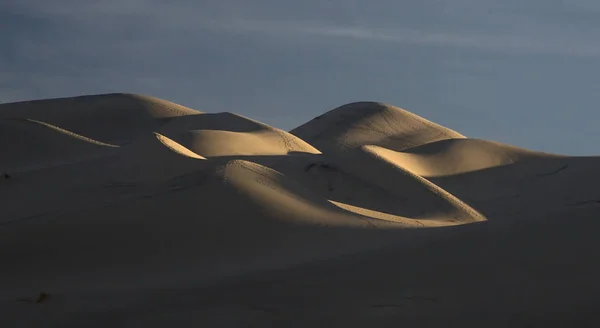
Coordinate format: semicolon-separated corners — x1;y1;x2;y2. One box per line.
0;118;118;172
2;94;600;327
0;93;200;144
333;145;485;223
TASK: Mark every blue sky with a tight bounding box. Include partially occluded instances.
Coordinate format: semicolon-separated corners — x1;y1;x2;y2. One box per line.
2;0;600;155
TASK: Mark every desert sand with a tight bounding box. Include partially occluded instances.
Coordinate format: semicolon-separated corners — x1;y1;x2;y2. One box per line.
1;93;599;327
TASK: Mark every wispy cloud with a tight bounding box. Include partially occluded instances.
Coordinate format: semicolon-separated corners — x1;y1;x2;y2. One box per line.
5;0;600;57
2;0;598;107
199;18;600;56
6;0;600;56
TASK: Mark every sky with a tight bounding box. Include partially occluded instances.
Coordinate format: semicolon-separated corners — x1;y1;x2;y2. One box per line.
2;0;600;155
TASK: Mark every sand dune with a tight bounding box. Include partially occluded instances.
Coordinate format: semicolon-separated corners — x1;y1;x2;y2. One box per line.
291;101;465;153
2;93;600;327
370;138;563;177
0;118;118;173
158;112;320;157
0;93;199;144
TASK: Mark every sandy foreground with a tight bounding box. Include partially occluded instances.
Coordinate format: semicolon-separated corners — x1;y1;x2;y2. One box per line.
1;93;599;327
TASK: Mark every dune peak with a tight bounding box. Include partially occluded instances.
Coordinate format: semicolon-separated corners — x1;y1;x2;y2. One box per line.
291;101;465;153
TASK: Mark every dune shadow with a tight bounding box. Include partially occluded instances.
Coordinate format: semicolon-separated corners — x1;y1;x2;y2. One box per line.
428;155;600;219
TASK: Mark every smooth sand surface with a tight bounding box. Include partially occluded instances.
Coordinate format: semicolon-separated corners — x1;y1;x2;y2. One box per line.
1;94;599;327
